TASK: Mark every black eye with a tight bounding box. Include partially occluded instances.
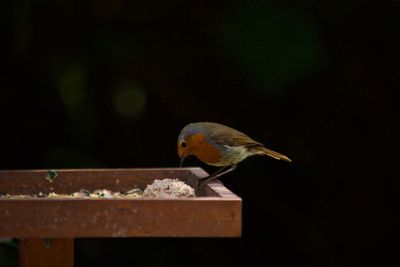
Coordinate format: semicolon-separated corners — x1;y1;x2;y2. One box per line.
181;141;187;148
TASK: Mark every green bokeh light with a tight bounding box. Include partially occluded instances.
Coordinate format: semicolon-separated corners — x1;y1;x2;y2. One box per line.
221;2;323;94
59;64;86;109
113;82;147;118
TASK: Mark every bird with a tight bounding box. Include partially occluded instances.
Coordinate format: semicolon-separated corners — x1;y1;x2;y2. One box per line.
177;122;291;184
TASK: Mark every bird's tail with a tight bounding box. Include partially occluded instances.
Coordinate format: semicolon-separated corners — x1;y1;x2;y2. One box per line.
256;146;292;162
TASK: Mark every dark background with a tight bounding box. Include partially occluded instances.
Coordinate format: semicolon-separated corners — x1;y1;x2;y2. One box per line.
1;0;399;266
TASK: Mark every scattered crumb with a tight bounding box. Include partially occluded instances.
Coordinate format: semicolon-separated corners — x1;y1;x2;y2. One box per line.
0;188;144;199
45;170;58;183
0;179;195;199
143;179;195;198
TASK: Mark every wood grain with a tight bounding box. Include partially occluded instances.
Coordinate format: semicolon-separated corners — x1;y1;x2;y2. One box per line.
1;198;241;238
0;168;242;238
0;168;201;195
19;238;73;267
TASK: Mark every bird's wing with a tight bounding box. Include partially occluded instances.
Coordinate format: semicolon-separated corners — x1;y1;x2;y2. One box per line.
206;123;263;147
201;122;292;162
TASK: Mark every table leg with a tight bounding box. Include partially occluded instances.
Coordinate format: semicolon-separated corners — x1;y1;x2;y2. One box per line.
19;238;74;267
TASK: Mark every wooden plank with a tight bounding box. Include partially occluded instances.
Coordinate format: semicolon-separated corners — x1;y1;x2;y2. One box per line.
19;238;73;267
0;198;241;238
0;168;201;195
0;168;242;238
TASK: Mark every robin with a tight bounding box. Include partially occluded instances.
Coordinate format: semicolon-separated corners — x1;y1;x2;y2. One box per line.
178;122;291;184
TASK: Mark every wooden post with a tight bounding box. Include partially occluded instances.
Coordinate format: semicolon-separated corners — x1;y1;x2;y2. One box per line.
19;238;74;267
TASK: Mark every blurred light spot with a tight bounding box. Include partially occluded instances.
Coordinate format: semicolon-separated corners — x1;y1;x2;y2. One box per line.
59;65;86;109
113;82;147;117
221;2;323;94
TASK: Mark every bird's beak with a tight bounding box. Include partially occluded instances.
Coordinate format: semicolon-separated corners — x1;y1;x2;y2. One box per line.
180;154;186;167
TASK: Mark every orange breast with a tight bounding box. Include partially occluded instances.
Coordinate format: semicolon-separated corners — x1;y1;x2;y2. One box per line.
188;133;222;165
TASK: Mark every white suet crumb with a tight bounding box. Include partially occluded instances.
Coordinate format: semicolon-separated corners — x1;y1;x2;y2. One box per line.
143;179;195;198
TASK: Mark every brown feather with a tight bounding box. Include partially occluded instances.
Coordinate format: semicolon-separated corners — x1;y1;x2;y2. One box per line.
252;146;292;162
186;122;292;163
204;122;262;147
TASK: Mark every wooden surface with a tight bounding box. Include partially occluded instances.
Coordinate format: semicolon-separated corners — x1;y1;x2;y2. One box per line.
0;168;242;238
0;168;205;195
19;238;73;267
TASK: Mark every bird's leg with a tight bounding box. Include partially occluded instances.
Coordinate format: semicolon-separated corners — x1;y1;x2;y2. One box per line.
200;165;237;186
198;166;228;187
207;166;230;177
